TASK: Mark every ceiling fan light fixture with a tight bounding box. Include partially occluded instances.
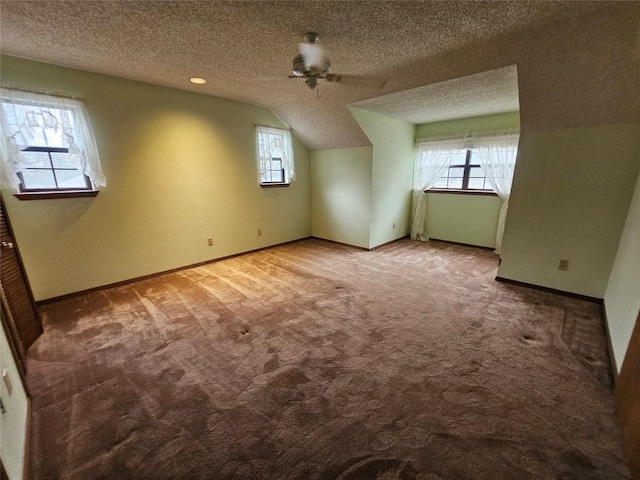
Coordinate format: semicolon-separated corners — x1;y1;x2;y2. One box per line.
189;77;207;85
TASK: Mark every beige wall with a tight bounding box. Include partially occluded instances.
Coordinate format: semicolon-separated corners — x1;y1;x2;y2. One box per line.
310;146;372;249
349;108;415;248
604;171;640;372
0;324;29;480
416;112;521;139
1;55;311;300
499;123;640;298
310;109;414;250
426;193;502;248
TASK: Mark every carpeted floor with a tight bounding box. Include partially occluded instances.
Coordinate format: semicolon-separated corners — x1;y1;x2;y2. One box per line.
27;238;629;479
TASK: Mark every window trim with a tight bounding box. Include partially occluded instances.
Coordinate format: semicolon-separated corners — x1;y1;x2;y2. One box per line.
14;190;99;201
426;189;498;197
0;88;106;193
260;183;291;189
256;126;295;186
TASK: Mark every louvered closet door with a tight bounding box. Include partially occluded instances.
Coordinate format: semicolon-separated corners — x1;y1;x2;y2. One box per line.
0;196;42;355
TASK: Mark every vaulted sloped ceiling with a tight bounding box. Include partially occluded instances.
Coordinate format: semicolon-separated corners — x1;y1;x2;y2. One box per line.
0;1;637;150
353;65;520;125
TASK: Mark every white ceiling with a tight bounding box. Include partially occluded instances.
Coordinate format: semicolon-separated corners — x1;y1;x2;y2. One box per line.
0;1;632;150
353;65;520;124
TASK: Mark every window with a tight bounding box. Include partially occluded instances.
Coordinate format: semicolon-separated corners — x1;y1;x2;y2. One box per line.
431;149;491;191
412;130;519;250
17;146;93;192
0;89;106;195
256;126;295;186
262;158;285;184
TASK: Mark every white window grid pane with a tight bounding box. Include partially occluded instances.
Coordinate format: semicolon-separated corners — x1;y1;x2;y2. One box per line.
51;152;80;169
468;177;487;190
447;177;463;189
20;170;57;189
433;178;448;189
449;151;467;164
448;166;464;178
55;169;89;189
20;151;50;168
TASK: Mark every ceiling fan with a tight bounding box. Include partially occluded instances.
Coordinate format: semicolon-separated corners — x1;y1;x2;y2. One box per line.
289;32;386;90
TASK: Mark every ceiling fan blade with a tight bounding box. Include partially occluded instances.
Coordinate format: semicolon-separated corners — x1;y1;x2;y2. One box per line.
325;73;388;89
299;43;329;72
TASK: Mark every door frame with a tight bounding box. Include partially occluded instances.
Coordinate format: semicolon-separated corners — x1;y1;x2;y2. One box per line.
615;309;640;479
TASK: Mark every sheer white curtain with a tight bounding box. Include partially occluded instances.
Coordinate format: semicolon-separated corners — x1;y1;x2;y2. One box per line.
471;130;519;254
256;126;295;183
411;135;469;240
0;88;106;189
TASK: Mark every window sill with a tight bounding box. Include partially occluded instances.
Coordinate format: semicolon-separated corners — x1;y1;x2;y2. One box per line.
426;189;497;197
260;183;290;188
14;190;99;201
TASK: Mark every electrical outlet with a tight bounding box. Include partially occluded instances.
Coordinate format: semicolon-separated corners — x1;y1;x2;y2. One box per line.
257;229;262;237
558;259;569;271
207;237;213;246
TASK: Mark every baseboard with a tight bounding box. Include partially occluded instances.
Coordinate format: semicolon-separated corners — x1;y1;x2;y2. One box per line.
429;237;496;251
311;235;412;252
309;236;369;251
601;300;619;384
37;236;493;306
36;236;313;306
494;276;602;304
369;235;411;251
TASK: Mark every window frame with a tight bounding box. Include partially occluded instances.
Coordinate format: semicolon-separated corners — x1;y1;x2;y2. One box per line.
428;149;497;195
0;89;105;199
256;126;294;187
16;146;93;193
261;157;286;184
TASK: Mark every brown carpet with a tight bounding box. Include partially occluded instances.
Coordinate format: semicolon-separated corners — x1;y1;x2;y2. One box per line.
27;238;629;479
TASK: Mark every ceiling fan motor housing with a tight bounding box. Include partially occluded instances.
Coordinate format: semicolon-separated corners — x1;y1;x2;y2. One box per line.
303;32;320;44
292;54;306;77
291;32;337;88
292;53;331;76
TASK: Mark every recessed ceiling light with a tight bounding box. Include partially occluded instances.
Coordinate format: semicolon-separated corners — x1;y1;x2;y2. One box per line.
189;77;207;85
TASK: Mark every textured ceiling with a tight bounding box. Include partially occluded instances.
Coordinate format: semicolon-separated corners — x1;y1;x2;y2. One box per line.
353;65;519;124
0;1;634;150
